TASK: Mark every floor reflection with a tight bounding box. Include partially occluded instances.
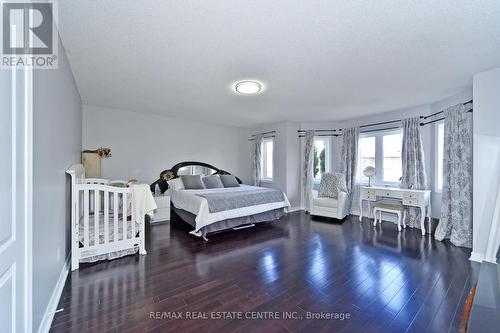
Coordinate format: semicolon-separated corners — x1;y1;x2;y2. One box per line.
192;226;288;276
371;223;405;252
306;235;328;288
259;250;279;283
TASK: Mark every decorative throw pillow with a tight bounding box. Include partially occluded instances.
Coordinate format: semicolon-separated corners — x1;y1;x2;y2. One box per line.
219;174;240;188
202;175;224;189
167;178;185;190
318;172;348;198
335;173;348;193
180;175;205;189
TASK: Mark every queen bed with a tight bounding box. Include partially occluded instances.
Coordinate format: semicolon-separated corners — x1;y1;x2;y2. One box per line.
151;162;290;240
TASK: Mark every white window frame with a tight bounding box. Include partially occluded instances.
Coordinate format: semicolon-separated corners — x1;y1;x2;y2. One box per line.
313;137;331;183
358;128;403;186
261;137;274;181
358;134;377;183
435;120;445;192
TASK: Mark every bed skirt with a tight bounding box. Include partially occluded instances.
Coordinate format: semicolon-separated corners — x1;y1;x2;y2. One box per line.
172;207;285;237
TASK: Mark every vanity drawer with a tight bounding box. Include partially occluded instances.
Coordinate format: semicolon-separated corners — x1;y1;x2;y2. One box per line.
362;188;376;196
403;192;419;200
403;197;420;206
362;193;376;201
380;190;402;199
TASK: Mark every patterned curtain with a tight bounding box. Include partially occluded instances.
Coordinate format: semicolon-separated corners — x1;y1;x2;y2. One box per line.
401;117;428;228
435;105;473;248
253;135;263;186
340;127;359;210
303;130;315;212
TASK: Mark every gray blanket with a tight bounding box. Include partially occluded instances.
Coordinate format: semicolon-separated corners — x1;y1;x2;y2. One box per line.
196;188;285;213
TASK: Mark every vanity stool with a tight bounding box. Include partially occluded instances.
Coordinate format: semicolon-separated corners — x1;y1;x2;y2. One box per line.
373;203;406;232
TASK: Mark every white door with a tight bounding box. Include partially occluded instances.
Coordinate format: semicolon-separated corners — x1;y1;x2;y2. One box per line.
0;65;33;331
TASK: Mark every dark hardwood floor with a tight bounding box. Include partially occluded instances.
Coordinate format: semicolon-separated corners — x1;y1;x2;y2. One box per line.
50;212;479;333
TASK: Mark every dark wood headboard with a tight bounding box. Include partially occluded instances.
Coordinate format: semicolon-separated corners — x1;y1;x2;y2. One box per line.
150;161;242;193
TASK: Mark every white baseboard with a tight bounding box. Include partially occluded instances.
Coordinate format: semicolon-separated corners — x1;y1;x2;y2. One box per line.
289;206;304;213
469;251;484;263
37;255;70;333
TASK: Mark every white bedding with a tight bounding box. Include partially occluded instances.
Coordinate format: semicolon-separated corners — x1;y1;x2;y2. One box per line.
170;185;290;232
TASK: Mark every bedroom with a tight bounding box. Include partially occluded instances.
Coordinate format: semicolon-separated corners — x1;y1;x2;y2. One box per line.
1;1;500;332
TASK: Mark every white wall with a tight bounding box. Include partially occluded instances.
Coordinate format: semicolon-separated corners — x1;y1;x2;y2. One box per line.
284;122;301;208
32;36;82;331
471;67;500;261
83;105;252;184
249;121;301;209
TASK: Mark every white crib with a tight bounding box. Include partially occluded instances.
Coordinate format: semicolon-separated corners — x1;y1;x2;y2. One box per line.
67;164;146;271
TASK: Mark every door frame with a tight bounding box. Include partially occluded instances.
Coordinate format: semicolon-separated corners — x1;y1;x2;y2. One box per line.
0;64;33;332
24;63;34;333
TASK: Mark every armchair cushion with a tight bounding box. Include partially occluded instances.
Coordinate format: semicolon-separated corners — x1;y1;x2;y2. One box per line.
309;189;349;219
312;196;339;208
318;172;348;198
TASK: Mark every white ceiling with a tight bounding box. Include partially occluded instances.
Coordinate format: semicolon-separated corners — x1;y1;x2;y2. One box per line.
59;0;500;128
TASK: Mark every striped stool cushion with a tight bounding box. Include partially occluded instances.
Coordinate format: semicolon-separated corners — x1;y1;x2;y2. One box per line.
373;203;404;212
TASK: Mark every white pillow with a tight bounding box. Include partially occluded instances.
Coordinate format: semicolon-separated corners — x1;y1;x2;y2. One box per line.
167;177;185;190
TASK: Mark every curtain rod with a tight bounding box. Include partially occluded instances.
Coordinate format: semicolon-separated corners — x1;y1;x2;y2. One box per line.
298;100;473;136
298;119;403;136
299;134;339;138
420;99;473;120
299;126;401;138
419;108;473;126
297;129;338;132
248;135;275;141
297;119;400;133
250;130;276;137
297;118;407;135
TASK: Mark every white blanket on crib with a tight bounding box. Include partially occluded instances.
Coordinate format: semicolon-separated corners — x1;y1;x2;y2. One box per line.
130;184;157;222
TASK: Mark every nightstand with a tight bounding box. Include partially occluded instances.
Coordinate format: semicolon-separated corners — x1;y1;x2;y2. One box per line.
152;195;170;223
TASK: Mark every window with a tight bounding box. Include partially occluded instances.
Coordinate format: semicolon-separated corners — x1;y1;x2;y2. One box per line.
382;132;403;182
436;121;444;190
261;138;274;180
357;129;403;184
313;138;331;181
358;136;376;182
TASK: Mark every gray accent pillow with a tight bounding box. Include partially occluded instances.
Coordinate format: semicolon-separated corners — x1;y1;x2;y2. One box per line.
202;175;224;189
318;172;348;198
219;174;240;188
180;175;205;189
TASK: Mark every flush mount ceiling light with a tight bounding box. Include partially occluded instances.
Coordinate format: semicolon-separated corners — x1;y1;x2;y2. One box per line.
235;80;262;95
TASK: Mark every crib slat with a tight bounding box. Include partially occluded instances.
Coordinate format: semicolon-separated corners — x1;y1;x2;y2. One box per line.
123;193;128;240
131;195;136;239
113;192;119;242
83;189;89;247
75;189;80;247
104;190;109;244
90;189;94;214
94;189;100;245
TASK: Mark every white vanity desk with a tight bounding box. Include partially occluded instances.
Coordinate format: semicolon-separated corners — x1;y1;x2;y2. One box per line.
359;186;431;235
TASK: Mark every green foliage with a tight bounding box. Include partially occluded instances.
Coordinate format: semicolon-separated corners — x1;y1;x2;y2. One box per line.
313;145;326;178
313;144;319;177
319;148;325;173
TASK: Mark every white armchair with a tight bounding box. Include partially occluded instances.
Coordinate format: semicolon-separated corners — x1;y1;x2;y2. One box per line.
309;189;350;220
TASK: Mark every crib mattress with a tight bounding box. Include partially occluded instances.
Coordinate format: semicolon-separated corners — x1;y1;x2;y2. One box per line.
78;213;141;263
